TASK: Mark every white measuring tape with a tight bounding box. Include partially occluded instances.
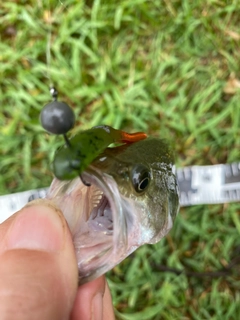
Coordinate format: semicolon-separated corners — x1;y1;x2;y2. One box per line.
0;163;240;223
177;162;240;206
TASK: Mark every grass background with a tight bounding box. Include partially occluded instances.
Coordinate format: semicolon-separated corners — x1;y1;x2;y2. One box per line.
1;0;240;319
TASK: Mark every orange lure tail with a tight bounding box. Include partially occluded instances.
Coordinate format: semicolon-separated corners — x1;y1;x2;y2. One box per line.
120;131;147;143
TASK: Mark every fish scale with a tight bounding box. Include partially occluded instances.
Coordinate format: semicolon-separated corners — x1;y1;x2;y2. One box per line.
0;162;240;223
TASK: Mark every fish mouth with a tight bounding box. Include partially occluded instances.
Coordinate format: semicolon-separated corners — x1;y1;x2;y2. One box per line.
47;165;176;284
47;166;132;284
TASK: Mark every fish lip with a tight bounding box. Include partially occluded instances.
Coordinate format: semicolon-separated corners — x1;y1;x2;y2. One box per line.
78;167;129;283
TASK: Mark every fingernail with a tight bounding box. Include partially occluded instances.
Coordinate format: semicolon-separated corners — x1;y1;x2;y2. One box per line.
6;203;65;252
91;293;103;320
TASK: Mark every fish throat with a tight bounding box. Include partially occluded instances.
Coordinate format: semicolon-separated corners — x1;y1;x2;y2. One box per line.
88;185;113;234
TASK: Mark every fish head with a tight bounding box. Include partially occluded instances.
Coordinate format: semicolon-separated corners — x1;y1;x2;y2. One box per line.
47;137;179;284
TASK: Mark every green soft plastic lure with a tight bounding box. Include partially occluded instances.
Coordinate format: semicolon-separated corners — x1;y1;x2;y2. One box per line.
53;125;147;180
40;98;147;181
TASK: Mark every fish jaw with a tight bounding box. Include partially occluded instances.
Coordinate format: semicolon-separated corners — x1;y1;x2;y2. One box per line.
47;167;132;284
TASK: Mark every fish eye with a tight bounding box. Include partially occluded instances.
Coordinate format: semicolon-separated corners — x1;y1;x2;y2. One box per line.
131;164;151;193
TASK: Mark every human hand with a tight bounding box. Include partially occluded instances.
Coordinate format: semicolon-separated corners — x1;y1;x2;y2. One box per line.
0;200;115;320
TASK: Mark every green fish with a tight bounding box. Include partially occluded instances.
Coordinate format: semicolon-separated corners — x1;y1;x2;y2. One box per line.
47;137;179;284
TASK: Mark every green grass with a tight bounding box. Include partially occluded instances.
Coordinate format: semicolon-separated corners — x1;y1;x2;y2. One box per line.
1;0;240;319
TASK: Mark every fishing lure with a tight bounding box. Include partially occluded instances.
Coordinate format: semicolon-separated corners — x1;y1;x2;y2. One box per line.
40;90;147;181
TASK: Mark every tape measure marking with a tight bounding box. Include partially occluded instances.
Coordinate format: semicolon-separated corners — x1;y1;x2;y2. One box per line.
177;163;240;206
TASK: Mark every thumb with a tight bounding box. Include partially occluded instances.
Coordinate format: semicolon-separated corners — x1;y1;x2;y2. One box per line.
0;200;78;320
